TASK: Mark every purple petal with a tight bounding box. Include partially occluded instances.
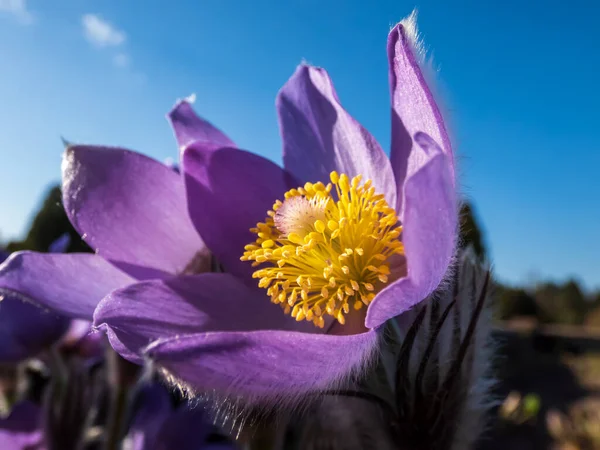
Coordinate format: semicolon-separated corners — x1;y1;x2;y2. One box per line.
59;320;106;358
145;329;379;402
48;233;71;254
365;133;457;328
126;384;173;450
0;252;134;320
153;406;213;450
0;295;70;362
62;145;205;278
183;145;297;282
126;383;231;450
95;273;310;363
388;17;454;212
278;65;396;205
168;99;235;152
0;401;43;450
60;319;92;343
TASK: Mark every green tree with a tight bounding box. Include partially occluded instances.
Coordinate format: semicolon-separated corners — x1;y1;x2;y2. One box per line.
534;280;588;325
494;284;539;320
583;291;600;328
6;184;90;253
459;201;487;261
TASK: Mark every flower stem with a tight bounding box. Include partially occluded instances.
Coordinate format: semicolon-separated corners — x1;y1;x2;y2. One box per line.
103;348;138;450
104;383;128;450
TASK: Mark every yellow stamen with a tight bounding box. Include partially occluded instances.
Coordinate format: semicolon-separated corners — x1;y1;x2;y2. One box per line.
240;172;404;326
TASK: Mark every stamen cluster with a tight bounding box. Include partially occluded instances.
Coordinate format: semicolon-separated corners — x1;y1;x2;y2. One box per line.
241;172;404;327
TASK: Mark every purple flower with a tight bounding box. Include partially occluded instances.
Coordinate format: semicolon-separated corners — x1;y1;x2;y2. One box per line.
0;248;70;363
0;233;110;362
0;14;456;402
124;384;238;450
0;401;44;450
93;15;456;402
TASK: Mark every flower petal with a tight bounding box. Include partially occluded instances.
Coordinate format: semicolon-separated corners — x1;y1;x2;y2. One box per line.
168;99;235;152
48;233;71;254
0;252;134;320
0;401;43;450
62;145;206;278
388;15;454;212
277;65;396;205
126;383;234;450
60;320;106;359
145;329;379;403
125;384;173;450
183;145;297;282
153;406;214;450
365;133;457;328
0;295;70;362
95;273;310;363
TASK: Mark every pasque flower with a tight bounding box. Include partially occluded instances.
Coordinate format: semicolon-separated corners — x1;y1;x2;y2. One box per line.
0;13;456;401
94;14;457;402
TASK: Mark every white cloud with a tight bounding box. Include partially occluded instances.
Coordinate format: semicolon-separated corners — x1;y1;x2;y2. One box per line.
82;14;136;72
113;53;130;68
0;0;34;24
82;14;125;47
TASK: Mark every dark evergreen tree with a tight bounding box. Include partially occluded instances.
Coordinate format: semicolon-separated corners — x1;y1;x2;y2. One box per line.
534;279;588;325
494;284;539;320
6;184;90;253
459;201;487;261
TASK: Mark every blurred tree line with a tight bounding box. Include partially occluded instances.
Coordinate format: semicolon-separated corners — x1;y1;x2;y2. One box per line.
458;201;600;328
2;186;599;328
3;184;90;254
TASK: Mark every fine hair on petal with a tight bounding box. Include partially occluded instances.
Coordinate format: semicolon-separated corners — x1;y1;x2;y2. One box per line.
150;331;382;436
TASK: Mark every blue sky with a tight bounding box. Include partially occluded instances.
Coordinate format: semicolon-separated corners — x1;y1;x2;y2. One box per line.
0;0;598;290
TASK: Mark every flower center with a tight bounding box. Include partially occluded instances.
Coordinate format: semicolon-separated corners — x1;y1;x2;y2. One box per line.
241;172;404;328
